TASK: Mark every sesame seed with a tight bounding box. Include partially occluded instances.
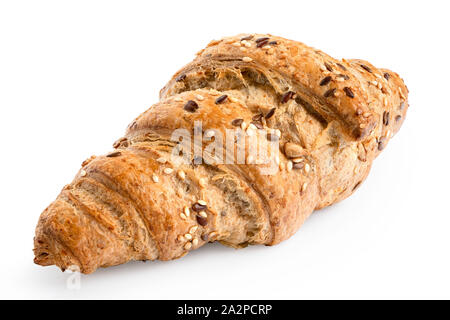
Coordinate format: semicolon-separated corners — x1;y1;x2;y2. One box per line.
192;238;199;246
178;170;186;180
246;127;255;136
184;242;192;250
248;123;257;130
197;199;207;206
205;130;215;138
189;226;198;234
209;231;218;239
184;206;190;217
174;97;183;102
157;157;167;164
184;233;192;240
199;211;207;218
292;158;304;163
152;174;159;183
199;178;207;188
241;40;252;48
180;213;187;220
363;112;371;118
275;129;281;138
195;94;204;101
164;168;174;174
302;182;308;192
304;163;311;173
232;42;241;47
80;169;87;177
242;57;253;62
287;161;293;171
320;65;327;72
178;235;185;242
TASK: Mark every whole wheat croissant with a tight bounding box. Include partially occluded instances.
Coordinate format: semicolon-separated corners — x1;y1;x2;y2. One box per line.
34;34;409;274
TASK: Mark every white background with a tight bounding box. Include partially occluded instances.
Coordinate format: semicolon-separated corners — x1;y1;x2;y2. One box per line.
0;0;449;299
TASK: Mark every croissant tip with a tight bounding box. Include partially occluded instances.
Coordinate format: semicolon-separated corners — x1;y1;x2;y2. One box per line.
33;234;82;273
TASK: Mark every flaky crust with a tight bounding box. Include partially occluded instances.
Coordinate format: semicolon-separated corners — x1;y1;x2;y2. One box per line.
34;34;409;273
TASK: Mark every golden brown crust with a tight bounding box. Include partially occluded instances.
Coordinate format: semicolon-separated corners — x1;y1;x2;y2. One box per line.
34;34;409;273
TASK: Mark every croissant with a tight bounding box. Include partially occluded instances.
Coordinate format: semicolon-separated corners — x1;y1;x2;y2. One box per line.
33;34;409;274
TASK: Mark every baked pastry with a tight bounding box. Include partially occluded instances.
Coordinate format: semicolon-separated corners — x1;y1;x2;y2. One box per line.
33;34;409;274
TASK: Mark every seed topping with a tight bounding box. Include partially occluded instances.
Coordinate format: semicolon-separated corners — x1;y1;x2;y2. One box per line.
281;91;295;103
383;111;390;126
232;118;244;127
344;87;355;98
337;63;347;71
184;100;199;112
196;215;207;226
378;137;386;151
255;37;269;43
265;108;276;119
320;76;332;86
189;226;198;234
156;157;167;164
192;203;206;212
293;162;305;170
215;95;228;104
324;88;336;98
106;151;121;158
178;170;186;180
175;74;186;82
361;64;373;73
